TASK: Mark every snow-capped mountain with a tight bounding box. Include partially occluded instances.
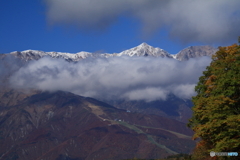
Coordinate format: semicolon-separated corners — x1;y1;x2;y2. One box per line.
8;43;217;61
10;50;93;61
118;43;172;58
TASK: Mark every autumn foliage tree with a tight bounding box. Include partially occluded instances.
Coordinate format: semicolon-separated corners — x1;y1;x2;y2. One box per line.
188;43;240;159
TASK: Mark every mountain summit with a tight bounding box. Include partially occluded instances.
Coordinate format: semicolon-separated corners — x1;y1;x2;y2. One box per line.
118;42;172;58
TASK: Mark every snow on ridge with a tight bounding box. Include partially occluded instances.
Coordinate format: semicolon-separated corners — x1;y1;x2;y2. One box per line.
47;51;94;60
9;43;215;61
10;50;93;61
171;54;177;59
11;43;172;61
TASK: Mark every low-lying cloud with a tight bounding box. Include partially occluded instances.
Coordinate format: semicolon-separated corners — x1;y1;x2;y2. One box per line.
9;56;211;101
44;0;240;44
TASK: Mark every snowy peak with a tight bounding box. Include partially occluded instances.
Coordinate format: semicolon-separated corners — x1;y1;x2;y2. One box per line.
118;43;172;58
138;42;150;48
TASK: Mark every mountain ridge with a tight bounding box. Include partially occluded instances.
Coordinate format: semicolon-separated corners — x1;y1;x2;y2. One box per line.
7;43;217;61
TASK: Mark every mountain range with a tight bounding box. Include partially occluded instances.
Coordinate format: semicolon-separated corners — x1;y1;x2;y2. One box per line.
6;43;217;61
0;43;218;159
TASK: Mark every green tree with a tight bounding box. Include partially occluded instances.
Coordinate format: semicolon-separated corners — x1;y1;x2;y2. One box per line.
188;43;240;159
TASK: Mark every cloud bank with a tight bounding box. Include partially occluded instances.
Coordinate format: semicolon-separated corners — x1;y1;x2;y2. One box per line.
44;0;240;44
9;56;211;101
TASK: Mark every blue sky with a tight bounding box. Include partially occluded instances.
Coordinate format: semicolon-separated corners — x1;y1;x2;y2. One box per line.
1;0;240;54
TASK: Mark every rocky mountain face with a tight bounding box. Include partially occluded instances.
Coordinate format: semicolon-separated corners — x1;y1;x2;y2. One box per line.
6;43;217;61
175;45;218;61
0;90;195;160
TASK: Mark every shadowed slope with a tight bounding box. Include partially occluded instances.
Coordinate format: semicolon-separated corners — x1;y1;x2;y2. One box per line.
0;90;195;160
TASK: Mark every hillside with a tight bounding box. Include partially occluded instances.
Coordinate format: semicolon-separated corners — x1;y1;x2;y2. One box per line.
0;90;195;160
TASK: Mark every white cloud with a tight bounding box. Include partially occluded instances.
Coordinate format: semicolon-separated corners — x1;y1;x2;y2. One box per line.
9;56;211;101
0;55;25;85
170;84;197;100
122;87;169;102
44;0;240;44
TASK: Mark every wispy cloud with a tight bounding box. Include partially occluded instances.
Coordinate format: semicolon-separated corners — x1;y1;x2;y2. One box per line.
0;55;25;85
9;56;211;101
44;0;240;44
